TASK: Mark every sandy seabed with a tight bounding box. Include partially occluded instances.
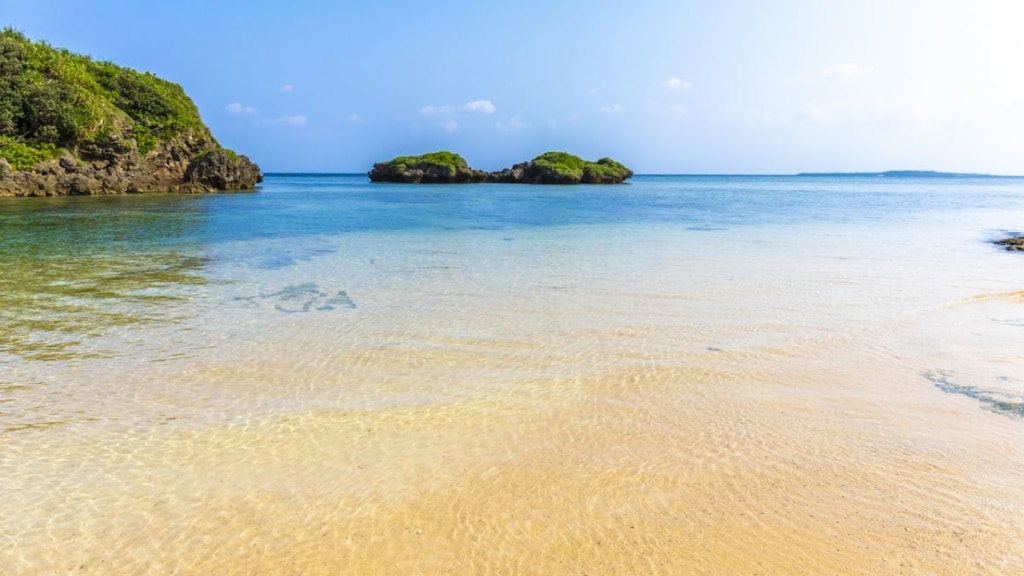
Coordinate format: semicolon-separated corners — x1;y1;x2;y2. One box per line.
4;205;1024;574
4;314;1024;575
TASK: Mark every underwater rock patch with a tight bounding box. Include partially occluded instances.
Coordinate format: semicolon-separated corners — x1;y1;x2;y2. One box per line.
924;369;1024;418
236;283;356;313
994;235;1024;251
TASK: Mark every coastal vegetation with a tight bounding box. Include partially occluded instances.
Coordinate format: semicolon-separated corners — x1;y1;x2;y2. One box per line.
0;28;260;195
529;151;633;184
370;151;480;183
387;151;470;175
369;151;633;184
0;28;209;165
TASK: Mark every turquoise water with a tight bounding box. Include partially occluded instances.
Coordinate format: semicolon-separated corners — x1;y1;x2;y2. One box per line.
3;175;1024;573
3;173;1024;422
4;173;1024;361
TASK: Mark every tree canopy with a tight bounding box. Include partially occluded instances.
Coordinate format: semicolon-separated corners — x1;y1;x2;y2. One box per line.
0;28;214;170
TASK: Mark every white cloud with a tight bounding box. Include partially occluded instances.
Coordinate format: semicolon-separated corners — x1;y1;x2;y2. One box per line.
225;102;257;115
600;104;623;114
463;99;496;114
496;116;525;131
255;115;307;127
280;84;294;93
819;62;875;81
420;104;456;116
348;113;363;123
419;100;497;131
721;96;939;130
665;77;694;90
421;100;496;117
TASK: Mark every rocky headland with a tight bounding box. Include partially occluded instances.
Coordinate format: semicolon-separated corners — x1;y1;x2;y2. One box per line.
0;29;261;197
369;151;633;185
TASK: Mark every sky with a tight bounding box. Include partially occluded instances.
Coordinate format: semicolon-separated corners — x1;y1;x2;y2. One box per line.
3;0;1024;174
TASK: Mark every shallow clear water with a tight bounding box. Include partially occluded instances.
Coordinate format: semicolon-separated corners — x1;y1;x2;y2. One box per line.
3;175;1024;574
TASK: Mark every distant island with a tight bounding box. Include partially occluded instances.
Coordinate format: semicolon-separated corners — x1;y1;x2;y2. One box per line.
0;29;261;197
796;170;1007;178
369;151;633;184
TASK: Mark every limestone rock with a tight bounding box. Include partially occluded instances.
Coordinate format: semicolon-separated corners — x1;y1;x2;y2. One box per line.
183;149;263;192
0;131;261;197
369;151;486;183
368;151;633;185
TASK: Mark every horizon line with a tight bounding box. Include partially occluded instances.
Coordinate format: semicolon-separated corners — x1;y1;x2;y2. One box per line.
260;171;1024;178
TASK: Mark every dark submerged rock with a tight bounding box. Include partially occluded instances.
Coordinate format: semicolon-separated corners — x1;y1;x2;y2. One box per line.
995;236;1024;251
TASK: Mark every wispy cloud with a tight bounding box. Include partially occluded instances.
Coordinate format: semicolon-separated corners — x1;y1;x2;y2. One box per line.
420;105;456;116
600;104;623;114
419;100;496;131
226;102;257;115
348;113;363;123
422;100;497;116
819;62;875;81
722;96;937;130
463;99;496;114
665;77;694;90
496;116;525;131
280;84;294;93
546;112;579;131
644;99;687;121
255;115;308;127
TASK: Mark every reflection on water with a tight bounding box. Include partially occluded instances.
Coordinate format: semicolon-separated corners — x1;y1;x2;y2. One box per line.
0;196;211;361
0;252;209;360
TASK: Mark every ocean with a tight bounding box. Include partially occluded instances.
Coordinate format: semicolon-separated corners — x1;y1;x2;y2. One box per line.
2;174;1024;574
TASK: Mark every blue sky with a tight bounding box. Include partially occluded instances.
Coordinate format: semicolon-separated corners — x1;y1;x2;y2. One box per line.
4;0;1024;174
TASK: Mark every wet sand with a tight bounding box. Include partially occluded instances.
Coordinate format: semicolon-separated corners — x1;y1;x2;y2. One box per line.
4;317;1023;575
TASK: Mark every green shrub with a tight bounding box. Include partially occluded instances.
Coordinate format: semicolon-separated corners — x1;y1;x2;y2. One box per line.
0;136;59;170
532;151;585;178
390;151;468;172
582;157;632;182
0;27;214;168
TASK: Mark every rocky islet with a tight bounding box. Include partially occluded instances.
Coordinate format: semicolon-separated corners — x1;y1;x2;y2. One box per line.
369;151;633;184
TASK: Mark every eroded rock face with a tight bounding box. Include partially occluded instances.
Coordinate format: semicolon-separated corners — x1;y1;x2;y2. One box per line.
369;161;488;184
0;131;261;197
183;149;264;193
